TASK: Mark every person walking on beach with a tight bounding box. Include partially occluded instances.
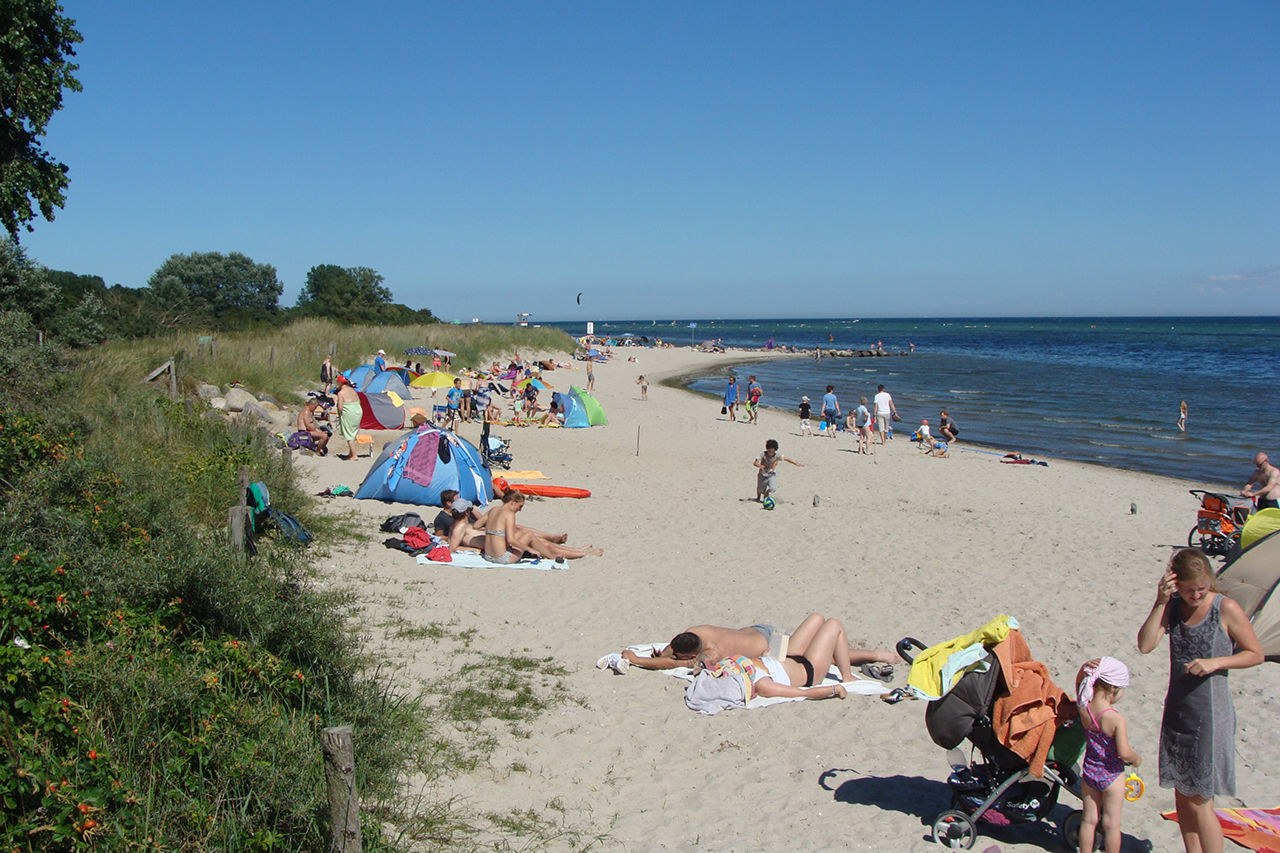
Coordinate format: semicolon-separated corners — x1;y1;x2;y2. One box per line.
1137;548;1263;853
1178;400;1188;432
873;384;897;444
723;376;739;421
1242;452;1280;509
854;397;871;454
586;360;595;392
821;385;839;437
636;375;648;401
746;375;763;425
798;396;812;437
754;438;803;503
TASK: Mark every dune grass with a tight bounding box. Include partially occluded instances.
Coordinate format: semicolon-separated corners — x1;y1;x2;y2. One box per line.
97;318;578;403
0;314;601;852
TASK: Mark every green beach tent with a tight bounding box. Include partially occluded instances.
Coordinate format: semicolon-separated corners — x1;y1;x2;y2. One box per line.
570;385;608;427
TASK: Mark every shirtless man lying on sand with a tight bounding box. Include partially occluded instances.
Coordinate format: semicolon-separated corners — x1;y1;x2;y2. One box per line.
620;613;900;671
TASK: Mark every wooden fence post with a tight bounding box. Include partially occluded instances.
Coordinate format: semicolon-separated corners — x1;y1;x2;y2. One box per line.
321;726;362;853
228;505;247;550
282;444;292;472
238;466;251;505
329;342;336;357
269;346;275;370
168;357;177;398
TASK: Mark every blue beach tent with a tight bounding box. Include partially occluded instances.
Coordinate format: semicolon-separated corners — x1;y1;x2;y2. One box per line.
355;426;493;506
552;391;589;428
363;370;414;399
343;364;376;390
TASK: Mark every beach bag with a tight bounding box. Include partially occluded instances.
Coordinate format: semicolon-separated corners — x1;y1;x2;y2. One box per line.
267;508;313;545
287;430;318;451
380;512;426;533
721;406;728;415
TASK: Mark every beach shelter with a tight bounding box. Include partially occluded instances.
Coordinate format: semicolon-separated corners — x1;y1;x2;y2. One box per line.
364;370;414;399
355;425;492;506
410;371;458;389
356;392;406;430
1241;508;1280;551
1217;528;1280;661
343;364;376;390
552;390;588;429
569;385;607;426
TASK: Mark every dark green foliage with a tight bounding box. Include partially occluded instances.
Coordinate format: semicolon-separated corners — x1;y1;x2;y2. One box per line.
147;251;284;327
0;243;104;346
0;0;82;239
296;263;437;325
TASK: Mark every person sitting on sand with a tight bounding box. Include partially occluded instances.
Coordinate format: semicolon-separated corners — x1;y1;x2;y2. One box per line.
478;491;603;563
621;614;899;672
296;398;331;455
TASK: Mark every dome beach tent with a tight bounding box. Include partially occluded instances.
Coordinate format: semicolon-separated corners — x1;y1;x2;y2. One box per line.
343;365;376;390
364;370;414;399
569;385;607;426
1217;526;1280;661
356;392;406;430
355;425;493;506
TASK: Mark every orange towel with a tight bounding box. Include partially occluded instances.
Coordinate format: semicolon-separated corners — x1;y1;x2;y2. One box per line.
990;630;1075;778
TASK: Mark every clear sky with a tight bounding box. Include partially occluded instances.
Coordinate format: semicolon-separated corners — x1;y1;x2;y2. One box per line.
22;2;1280;322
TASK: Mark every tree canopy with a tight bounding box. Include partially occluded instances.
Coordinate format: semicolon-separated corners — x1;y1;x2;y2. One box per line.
296;263;436;325
147;251;283;326
0;1;82;239
0;238;103;346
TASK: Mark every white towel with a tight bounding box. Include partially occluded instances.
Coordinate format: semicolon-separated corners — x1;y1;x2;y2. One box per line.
416;552;567;570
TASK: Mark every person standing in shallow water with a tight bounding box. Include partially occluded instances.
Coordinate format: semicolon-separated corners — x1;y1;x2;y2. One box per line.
1178;400;1188;432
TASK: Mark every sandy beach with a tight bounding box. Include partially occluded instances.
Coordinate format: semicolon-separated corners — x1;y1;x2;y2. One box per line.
295;346;1278;853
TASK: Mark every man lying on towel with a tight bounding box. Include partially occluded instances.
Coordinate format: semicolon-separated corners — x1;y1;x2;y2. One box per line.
622;614;900;672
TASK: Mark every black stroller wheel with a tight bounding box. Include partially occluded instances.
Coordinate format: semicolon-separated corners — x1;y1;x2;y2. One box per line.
1061;809;1103;851
931;810;976;849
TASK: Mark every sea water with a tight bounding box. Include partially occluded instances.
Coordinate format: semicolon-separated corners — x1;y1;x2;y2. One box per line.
549;317;1280;487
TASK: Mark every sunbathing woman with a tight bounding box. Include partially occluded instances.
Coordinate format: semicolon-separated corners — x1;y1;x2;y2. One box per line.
479;491;603;563
696;614;861;698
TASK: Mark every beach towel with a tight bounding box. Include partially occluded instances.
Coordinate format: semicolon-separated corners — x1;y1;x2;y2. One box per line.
990;629;1074;778
502;471;549;480
402;431;439;486
1162;806;1280;853
415;552;566;571
906;614;1017;700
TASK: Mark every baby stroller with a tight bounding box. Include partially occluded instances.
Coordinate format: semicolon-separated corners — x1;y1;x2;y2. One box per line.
896;624;1089;850
1187;489;1253;556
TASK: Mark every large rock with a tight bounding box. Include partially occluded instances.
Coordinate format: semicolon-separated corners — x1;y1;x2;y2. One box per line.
239;400;275;425
256;392;282;407
197;383;221;400
210;397;228;411
223;387;256;412
255;399;281;411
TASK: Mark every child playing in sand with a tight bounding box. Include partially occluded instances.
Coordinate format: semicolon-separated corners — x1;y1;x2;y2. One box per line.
753;439;803;503
798;396;812;436
636;375;648;401
1075;657;1142;853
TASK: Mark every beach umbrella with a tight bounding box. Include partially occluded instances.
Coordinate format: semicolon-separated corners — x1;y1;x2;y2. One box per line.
403;346;434;356
410;371;458;389
514;377;550;391
432;349;456;358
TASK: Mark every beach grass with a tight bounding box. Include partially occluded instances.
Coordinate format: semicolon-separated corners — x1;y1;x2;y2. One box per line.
0;313;593;851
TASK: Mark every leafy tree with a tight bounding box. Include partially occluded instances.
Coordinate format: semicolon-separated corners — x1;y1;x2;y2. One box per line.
296;263;437;325
147;251;283;326
297;263;392;320
0;237;56;324
0;0;83;239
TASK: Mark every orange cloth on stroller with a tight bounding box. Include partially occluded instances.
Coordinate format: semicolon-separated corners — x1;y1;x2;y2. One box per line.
990;630;1076;778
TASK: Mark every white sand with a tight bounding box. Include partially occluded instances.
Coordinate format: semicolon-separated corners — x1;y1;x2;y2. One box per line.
296;347;1278;852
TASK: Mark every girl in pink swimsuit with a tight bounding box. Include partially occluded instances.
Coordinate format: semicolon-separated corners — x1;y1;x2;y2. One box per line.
1075;657;1142;853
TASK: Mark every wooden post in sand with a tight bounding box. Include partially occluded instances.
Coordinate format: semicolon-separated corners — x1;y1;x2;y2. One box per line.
321;726;362;853
269;346;275;370
636;425;640;457
228;505;248;550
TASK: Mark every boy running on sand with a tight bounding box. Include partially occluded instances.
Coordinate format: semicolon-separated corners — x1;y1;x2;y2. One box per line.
754;439;803;502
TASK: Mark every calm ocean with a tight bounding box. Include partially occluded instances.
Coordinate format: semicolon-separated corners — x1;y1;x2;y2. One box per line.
548;317;1280;487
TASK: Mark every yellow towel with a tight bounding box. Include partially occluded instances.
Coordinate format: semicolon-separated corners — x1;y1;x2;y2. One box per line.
386;390;404;407
906;614;1014;699
503;471;549;480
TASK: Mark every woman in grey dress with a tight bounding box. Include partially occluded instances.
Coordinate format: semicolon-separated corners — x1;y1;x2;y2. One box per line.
1138;548;1263;853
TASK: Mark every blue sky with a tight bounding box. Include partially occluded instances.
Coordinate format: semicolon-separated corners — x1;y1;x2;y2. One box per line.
22;2;1280;321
